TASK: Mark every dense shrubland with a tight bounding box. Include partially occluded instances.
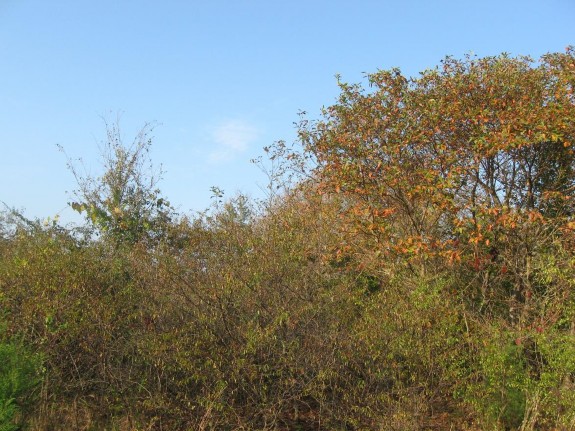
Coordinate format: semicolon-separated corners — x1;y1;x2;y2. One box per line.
1;49;574;430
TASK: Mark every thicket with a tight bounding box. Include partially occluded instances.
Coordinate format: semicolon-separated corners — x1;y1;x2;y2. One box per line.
1;49;574;430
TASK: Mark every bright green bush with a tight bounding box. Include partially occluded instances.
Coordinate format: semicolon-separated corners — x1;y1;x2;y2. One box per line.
0;334;42;431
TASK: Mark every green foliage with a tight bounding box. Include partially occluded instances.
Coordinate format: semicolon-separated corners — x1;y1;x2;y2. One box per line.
461;325;528;429
0;330;43;431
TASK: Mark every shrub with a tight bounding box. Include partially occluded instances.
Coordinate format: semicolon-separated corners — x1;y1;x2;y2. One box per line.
0;332;43;431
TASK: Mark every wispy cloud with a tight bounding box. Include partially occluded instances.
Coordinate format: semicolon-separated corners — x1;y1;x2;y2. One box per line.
209;119;260;162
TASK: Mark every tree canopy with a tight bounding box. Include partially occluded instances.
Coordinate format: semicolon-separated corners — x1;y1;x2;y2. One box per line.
299;49;574;261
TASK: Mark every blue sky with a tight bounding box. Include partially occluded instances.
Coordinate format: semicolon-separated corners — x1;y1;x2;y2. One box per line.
1;0;573;223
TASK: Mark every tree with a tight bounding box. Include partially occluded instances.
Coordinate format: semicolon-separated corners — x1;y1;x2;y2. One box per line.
63;119;174;246
298;49;574;270
293;47;575;431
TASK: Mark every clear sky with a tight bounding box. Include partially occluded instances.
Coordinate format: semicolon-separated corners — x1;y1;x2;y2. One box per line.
1;0;573;224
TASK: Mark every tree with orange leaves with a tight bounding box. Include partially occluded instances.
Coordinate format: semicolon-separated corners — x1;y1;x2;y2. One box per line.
298;49;575;318
292;49;575;429
300;49;574;255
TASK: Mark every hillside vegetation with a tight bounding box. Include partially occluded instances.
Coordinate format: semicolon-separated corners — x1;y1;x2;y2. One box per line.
1;49;575;430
